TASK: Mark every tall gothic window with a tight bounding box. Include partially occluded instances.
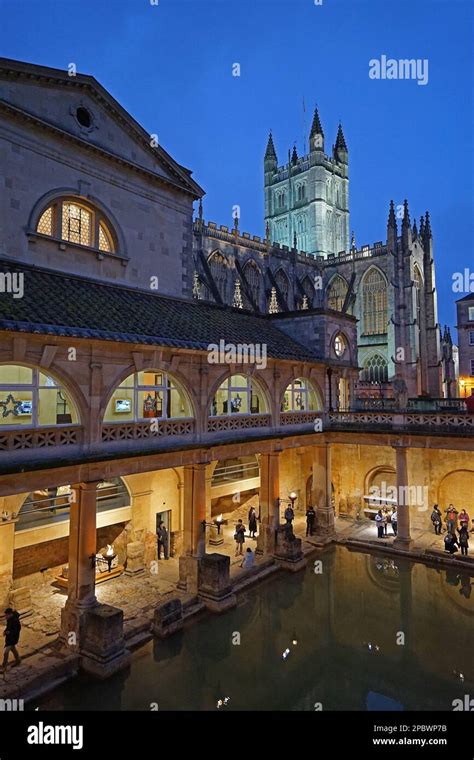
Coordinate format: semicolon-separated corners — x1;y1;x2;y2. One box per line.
36;198;116;253
208;251;229;303
327;275;348;311
274;268;290;308
413;265;422;325
361;354;388;383
242;260;261;309
362;268;388;335
296;184;306;202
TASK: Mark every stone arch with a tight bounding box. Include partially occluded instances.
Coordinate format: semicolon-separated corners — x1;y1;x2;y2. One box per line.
438;470;474;511
207;370;272;421
0;360;86;428
100;366;197;425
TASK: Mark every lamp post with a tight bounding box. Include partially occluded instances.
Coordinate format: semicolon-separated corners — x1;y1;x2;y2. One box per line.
289;492;297;510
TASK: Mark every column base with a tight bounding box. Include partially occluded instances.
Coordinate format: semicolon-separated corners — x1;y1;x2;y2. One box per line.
152;598;183;638
198;553;237;613
80;604;130;679
315;509;336;540
177;554;200;594
393;536;413;551
256;524;275;556
273;525;306;572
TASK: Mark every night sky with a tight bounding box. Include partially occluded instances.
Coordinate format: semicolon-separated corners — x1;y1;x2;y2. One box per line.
2;0;472;330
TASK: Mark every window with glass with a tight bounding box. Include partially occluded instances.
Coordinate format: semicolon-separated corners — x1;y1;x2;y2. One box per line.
469;330;474;346
334;334;346;357
469;307;474;322
0;365;78;428
327;275;348;311
104;371;191;422
275;269;289;306
210;375;267;416
242;260;261;309
208;251;229;303
281;378;320;412
361;354;388;383
362;268;388;335
36;198;116;253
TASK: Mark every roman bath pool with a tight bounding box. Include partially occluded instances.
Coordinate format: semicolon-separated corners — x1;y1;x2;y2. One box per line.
37;546;473;711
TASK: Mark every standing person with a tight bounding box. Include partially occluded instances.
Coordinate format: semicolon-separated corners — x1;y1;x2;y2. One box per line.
445;505;458;534
1;608;21;673
384;508;392;536
241;547;255;569
248;506;258;539
391;508;398;536
234;519;246;556
459;526;469;556
431;505;443;535
444;531;459;554
284;505;294;525
375;510;384;538
157;521;169;560
459;509;470;532
306;506;316;536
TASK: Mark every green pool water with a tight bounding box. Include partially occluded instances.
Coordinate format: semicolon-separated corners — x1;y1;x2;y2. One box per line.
37;546;473;711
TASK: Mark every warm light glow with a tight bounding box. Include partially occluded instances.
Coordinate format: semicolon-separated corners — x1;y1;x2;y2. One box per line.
216;514;223;523
289;491;297;500
106;544;114;556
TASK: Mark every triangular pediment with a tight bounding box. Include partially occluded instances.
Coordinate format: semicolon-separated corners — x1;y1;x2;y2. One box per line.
0;58;203;197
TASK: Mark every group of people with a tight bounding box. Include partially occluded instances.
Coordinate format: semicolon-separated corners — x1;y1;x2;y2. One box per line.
374;507;398;538
430;504;471;556
233;506;259;568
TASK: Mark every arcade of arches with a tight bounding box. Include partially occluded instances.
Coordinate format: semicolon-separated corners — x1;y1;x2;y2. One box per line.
1;441;473;614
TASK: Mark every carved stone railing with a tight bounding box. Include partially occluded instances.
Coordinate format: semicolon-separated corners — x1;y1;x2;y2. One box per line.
207;414;271;432
279;411;322;425
102;418;195;442
327;411;474;434
0;425;83;450
405;413;474;431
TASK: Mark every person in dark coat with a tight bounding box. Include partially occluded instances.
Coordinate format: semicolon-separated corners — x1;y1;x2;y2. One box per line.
248;507;258;538
234;519;246;556
157;521;169;560
1;608;21;671
431;505;443;535
444;532;459;554
306;507;316;536
284;506;294;524
459;526;469;556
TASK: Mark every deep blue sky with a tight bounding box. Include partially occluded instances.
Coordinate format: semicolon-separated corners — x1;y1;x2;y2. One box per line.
1;0;473;330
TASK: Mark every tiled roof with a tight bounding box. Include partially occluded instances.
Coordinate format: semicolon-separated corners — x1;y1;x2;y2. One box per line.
0;260;318;362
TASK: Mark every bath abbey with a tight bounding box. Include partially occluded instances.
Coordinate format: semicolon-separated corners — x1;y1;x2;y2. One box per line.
0;58;471;703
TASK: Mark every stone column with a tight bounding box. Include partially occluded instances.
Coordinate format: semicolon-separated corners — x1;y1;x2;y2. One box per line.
61;480;130;677
256;451;280;556
177;462;207;593
60;481;100;641
0;519;16;610
313;444;335;539
393;444;412;548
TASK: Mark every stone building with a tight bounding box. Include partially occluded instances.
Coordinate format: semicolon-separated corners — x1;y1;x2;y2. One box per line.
0;59;472;683
456;293;474;397
193;108;451;401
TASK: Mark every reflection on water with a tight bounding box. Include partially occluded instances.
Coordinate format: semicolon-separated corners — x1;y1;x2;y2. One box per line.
38;546;473;711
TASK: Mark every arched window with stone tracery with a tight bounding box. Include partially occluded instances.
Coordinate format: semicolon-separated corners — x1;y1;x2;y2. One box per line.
208;251;229;304
327;274;348;311
362;267;388;335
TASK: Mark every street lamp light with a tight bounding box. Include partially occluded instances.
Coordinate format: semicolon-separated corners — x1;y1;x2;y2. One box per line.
289;492;297;509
